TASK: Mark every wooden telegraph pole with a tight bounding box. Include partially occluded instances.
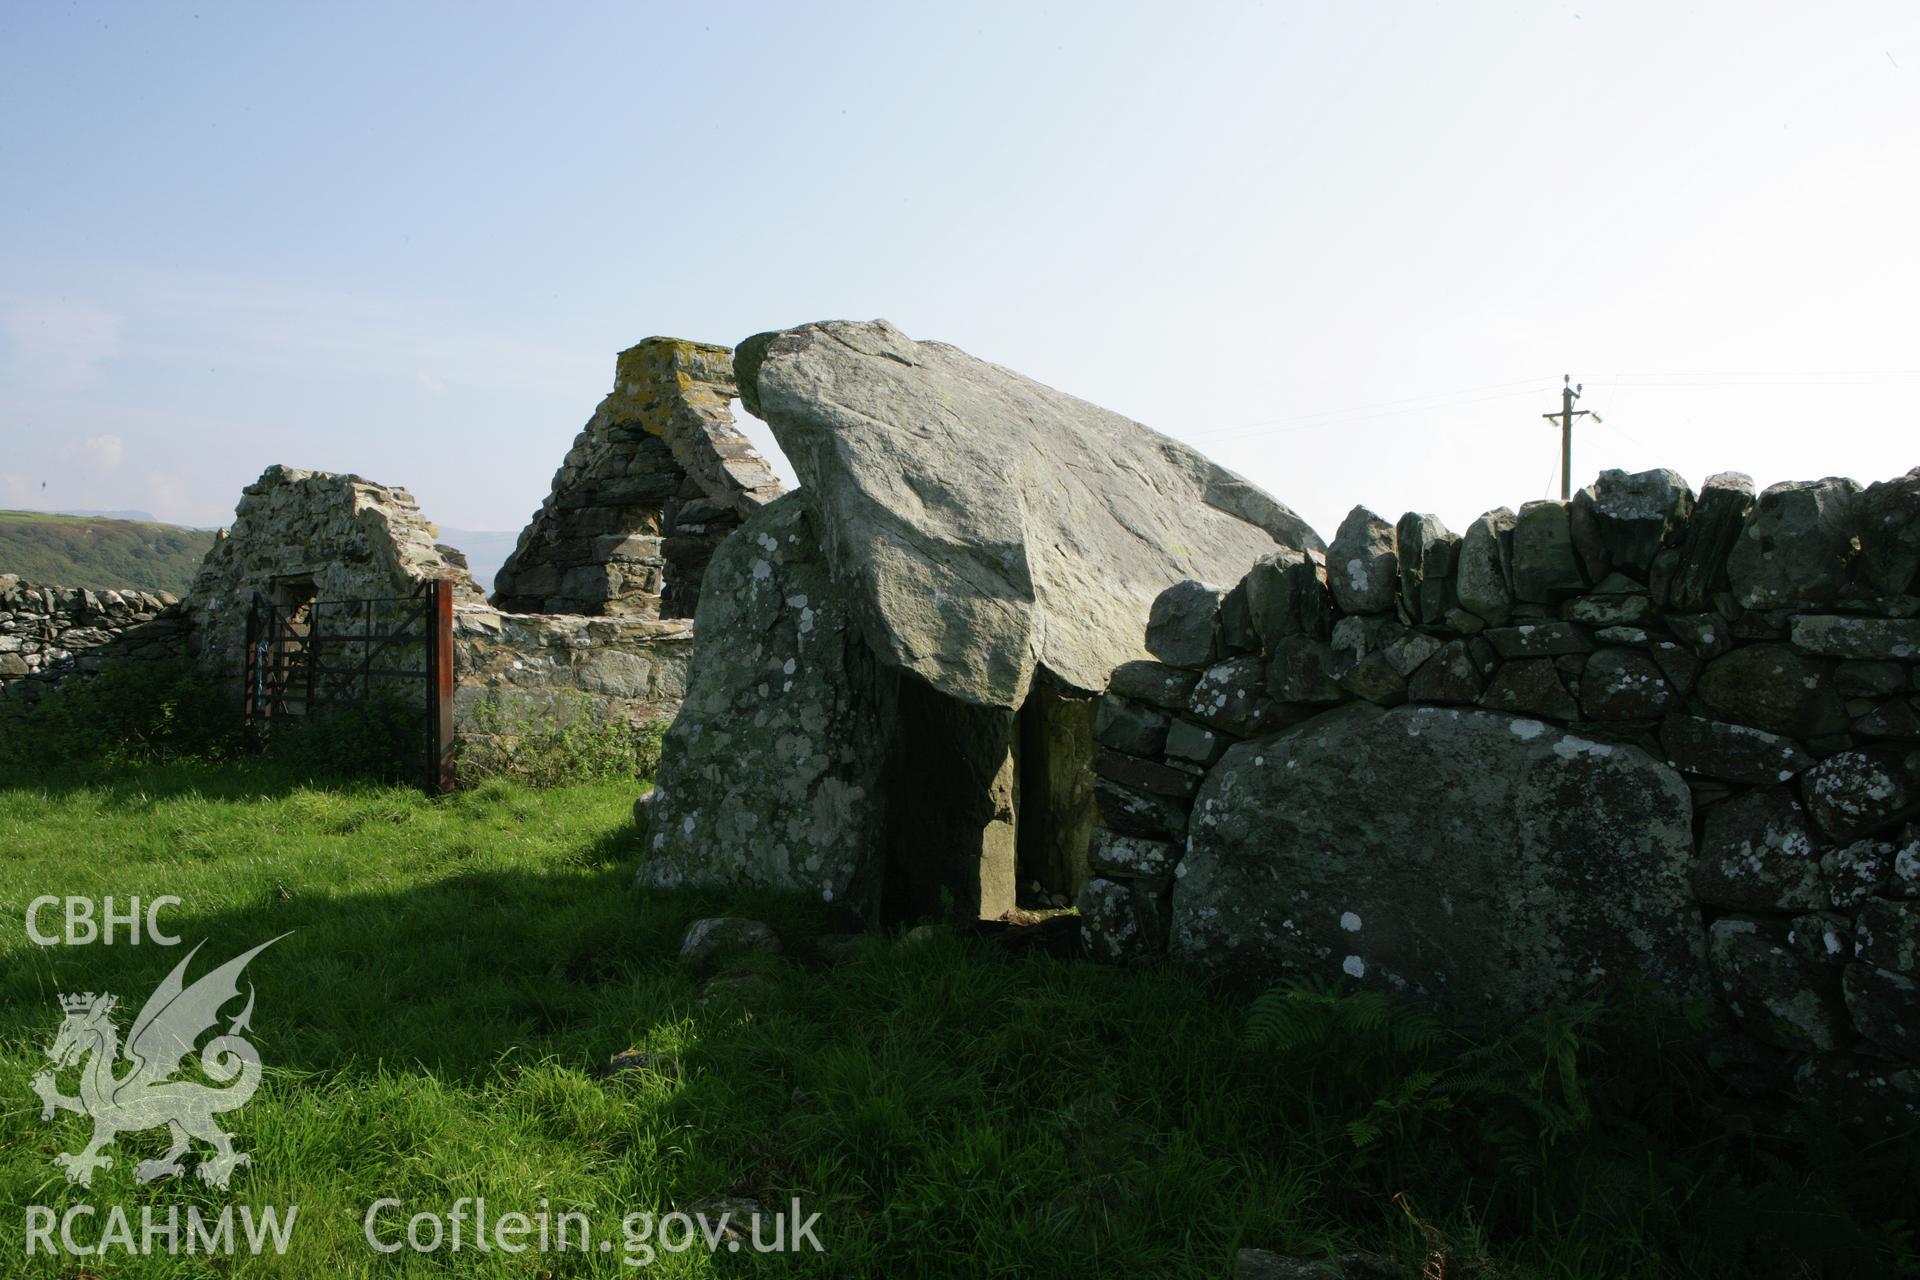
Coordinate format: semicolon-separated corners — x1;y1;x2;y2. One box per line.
1542;375;1599;500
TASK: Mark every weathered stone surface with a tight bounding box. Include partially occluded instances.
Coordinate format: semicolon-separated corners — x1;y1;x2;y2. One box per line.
1697;644;1848;738
1328;614;1386;677
1479;658;1578;720
678;917;783;974
1145;580;1224;668
1405;638;1489;704
1670;472;1756;611
1836;660;1908;699
737;320;1320;706
1326;506;1397;615
1094;748;1200;799
1509;500;1585;602
1087;828;1179;880
1395;512;1457;625
1187;655;1285;736
1855;698;1920;740
1218;579;1259;654
1078;876;1169;963
1242;550;1312;648
494;339;783;618
1666;612;1733;658
1708;916;1849;1053
1093;696;1170;757
1337;651;1407;705
1856;899;1920;974
1379;626;1445;675
1232;1251;1340;1280
1107;660;1201;711
1579;648;1673;720
1649;640;1700;695
1456;507;1515;627
1843;964;1920;1057
642;494;895;915
1572;468;1695;581
1805;747;1919;839
1788;615;1920;661
1824;838;1895;909
1170;704;1706;1012
1694;787;1825;911
1727;477;1861;610
1267;635;1343;704
1787;912;1855;967
1165;717;1229;765
1564;592;1653;626
1659;714;1812;784
1486;620;1592;659
1094;778;1189;841
1856;467;1920;596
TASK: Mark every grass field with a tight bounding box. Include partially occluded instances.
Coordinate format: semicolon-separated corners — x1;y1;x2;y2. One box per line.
0;758;1913;1278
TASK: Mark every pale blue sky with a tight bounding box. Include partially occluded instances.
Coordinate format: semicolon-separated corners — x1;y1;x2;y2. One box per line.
2;2;1916;546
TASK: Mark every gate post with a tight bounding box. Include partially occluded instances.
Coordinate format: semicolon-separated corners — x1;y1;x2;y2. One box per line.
425;579;457;793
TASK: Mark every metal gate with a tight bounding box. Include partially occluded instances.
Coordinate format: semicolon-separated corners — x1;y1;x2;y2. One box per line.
243;578;456;792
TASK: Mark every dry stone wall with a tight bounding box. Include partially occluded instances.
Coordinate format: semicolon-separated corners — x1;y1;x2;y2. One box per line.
186;464;691;757
492;339;784;619
1084;466;1920;1109
0;575;189;712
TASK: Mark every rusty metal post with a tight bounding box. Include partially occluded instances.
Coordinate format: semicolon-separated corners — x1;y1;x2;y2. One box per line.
424;578;456;793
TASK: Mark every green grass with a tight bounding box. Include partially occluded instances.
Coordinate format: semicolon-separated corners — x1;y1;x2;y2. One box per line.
0;760;1912;1278
0;509;215;594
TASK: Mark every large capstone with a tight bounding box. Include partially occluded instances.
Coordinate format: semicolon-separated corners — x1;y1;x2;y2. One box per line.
1170;704;1707;1013
735;320;1321;706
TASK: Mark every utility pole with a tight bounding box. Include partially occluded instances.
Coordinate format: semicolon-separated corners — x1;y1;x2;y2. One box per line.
1542;375;1599;501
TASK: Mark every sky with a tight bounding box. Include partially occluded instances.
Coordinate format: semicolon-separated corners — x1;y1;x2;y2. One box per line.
2;1;1916;549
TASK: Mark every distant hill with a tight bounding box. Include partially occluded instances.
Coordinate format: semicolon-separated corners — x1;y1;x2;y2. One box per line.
0;510;217;594
436;527;521;593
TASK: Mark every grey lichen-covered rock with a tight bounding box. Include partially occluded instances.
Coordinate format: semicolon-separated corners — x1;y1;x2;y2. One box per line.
1787;615;1920;661
1804;748;1919;839
1856;899;1920;974
678;917;783;974
1087;828;1179;880
1405;638;1490;705
1698;644;1848;738
1669;472;1756;611
1146;579;1225;668
1242;549;1317;648
1708;916;1849;1053
1232;1251;1341;1280
1456;507;1515;626
1693;787;1825;911
1077;876;1170;963
1187;655;1285;736
1727;477;1862;609
1394;512;1457;625
1326;506;1398;615
1787;912;1855;967
1659;714;1812;784
1170;704;1707;1012
1824;838;1896;909
1843;964;1920;1057
1856;467;1920;596
1107;659;1201;711
1165;717;1229;765
641;494;895;914
1579;648;1673;721
1509;500;1585;602
1570;468;1695;582
1486;620;1592;659
1267;635;1343;704
1479;658;1578;720
737;320;1320;705
1093;696;1170;757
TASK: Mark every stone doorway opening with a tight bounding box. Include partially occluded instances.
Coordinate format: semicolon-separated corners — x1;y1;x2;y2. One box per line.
877;674;1095;924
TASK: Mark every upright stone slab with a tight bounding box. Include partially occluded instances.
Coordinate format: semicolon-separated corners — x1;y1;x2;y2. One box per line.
1171;704;1706;1012
641;493;897;917
1726;477;1861;610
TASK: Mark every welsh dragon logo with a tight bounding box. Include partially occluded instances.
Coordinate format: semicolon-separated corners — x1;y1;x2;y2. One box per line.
30;936;286;1190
